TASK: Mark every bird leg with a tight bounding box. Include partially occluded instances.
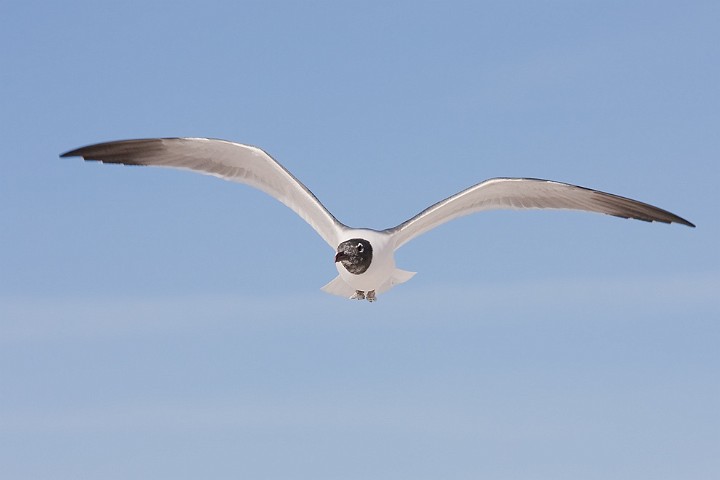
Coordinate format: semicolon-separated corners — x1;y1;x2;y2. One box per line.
349;290;376;302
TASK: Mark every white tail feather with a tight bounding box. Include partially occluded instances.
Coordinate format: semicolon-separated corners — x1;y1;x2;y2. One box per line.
376;269;416;294
321;269;417;299
320;275;357;298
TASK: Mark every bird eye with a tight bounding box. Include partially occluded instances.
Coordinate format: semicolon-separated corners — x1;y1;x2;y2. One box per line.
357;243;364;253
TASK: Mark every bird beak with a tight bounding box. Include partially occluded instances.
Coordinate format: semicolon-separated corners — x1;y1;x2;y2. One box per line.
334;252;348;263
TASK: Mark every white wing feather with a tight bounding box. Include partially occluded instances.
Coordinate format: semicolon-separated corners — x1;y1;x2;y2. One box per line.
61;138;347;248
386;178;694;249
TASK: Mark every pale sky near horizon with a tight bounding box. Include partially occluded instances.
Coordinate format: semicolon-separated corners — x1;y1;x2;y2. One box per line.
1;1;718;478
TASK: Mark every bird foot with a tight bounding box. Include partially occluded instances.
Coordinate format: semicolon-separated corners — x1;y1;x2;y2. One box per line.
350;290;377;302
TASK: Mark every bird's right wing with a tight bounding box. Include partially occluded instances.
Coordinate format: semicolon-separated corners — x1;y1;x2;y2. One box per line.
386;177;694;249
61;138;347;248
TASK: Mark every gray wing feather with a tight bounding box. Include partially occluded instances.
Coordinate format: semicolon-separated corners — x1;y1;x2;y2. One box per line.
61;138;347;248
386;177;694;249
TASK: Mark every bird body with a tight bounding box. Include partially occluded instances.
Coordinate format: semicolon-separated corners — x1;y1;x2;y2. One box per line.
325;229;416;301
61;137;694;301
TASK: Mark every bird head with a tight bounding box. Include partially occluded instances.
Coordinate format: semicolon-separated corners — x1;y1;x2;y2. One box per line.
334;238;373;274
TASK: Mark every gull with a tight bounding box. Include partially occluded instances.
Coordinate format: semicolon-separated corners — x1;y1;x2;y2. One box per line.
61;137;694;302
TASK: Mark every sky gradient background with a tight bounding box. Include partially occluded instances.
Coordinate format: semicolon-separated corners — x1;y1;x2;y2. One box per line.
1;1;718;478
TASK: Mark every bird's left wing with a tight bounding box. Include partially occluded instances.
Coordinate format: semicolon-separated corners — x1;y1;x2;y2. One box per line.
61;138;347;248
386;177;694;249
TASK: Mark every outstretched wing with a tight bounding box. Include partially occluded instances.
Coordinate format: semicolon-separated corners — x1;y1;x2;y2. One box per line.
61;138;347;248
386;177;694;249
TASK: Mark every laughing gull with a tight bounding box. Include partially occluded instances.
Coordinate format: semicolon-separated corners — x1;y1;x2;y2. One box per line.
61;137;694;302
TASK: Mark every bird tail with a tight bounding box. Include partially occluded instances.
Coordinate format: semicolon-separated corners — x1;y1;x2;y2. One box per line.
376;268;416;295
321;275;357;298
320;269;417;299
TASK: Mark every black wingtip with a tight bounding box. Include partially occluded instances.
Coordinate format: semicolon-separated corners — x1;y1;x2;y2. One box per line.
60;144;97;158
666;216;695;228
60;149;80;158
665;212;696;228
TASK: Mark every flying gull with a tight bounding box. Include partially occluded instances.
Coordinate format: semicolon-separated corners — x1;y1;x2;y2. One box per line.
61;138;694;302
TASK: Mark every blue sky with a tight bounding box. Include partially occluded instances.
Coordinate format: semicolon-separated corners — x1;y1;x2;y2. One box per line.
1;1;718;478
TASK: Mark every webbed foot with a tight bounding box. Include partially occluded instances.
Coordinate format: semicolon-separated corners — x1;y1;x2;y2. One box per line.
366;290;377;302
351;290;366;300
